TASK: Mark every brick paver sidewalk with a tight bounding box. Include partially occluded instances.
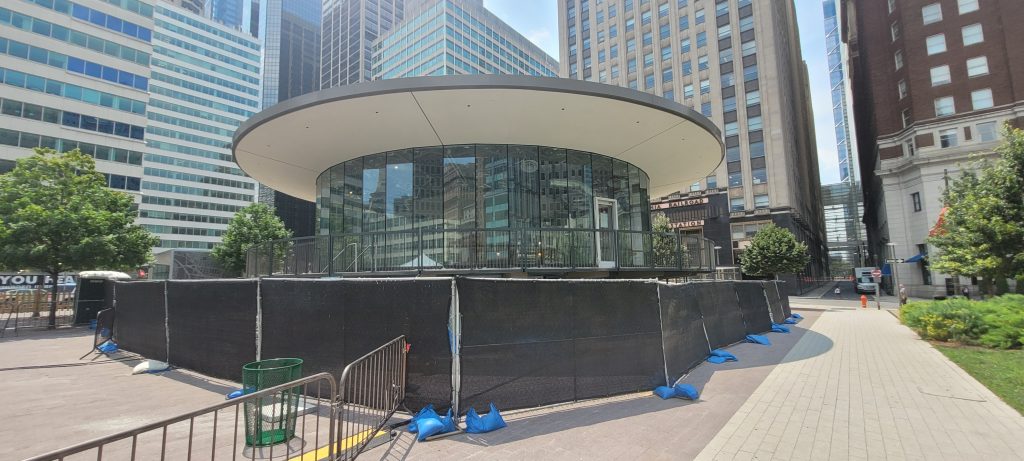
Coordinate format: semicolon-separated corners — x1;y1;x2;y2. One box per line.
696;308;1024;460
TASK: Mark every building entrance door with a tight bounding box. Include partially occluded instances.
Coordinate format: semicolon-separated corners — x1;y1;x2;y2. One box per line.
595;198;618;268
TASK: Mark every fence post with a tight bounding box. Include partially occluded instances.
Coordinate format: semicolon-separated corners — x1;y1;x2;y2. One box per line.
267;242;275;276
676;233;684;270
327;235;335;274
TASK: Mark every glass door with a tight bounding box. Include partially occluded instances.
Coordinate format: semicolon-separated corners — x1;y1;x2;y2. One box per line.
595;198;617;268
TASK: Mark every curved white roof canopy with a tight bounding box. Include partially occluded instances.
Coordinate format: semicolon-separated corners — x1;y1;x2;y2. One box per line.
234;76;723;201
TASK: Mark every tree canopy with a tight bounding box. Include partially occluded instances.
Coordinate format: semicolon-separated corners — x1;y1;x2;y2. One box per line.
0;148;157;326
739;223;810;279
929;125;1024;294
212;202;291;276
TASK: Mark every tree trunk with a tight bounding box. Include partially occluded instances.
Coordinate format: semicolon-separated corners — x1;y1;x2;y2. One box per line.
48;271;59;329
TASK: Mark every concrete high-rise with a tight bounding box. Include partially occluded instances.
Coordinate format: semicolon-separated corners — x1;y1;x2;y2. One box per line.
372;0;558;79
559;0;828;291
320;0;404;88
254;0;322;237
842;0;1024;297
0;1;153;202
140;2;261;251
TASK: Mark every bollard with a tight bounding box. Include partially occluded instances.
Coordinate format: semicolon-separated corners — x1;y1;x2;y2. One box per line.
860;294;867;309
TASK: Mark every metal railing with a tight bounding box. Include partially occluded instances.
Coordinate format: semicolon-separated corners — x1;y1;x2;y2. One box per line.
336;335;408;461
1;290;76;335
246;229;717;277
25;373;339;461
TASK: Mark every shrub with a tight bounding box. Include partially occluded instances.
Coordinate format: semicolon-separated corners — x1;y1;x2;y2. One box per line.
900;294;1024;349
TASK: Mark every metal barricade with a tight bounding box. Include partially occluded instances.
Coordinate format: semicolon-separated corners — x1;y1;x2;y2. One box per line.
24;373;338;461
335;335;408;461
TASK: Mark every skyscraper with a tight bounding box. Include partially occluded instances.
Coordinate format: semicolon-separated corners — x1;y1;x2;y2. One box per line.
558;0;828;290
0;0;153;203
372;0;558;79
843;0;1024;297
320;0;404;88
140;2;261;250
165;0;205;15
255;0;322;237
205;0;259;37
821;0;865;277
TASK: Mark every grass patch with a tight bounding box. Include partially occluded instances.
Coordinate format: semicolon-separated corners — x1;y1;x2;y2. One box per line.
934;343;1024;415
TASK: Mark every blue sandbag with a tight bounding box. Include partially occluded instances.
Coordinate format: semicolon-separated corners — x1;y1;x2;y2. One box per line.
408;405;439;433
710;349;737;360
707;355;729;364
771;324;791;333
439;409;457;434
746;334;771;346
791;313;803;319
97;340;118;353
673;383;699;400
653;385;677;399
784;318;798;324
415;417;445;441
465;403;507;434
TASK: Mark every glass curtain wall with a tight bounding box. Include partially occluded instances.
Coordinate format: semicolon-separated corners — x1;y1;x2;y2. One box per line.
316;144;651;236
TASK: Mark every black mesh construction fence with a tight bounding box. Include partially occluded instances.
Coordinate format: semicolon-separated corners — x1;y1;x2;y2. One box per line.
113;281;167;362
693;282;748;350
763;281;786;324
260;278;452;410
456;278;665;412
166;280;257;381
778;282;793;318
658;283;711;384
734;282;772;334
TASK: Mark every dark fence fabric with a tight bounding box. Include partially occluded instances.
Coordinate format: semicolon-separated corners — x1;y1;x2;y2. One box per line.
779;282;793;318
456;278;665;412
112;277;786;413
658;284;711;383
693;282;748;349
734;282;772;334
260;278;452;410
113;281;167;362
763;282;786;324
166;280;258;381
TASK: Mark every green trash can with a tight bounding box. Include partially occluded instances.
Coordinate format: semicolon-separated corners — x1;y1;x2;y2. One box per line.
242;358;303;446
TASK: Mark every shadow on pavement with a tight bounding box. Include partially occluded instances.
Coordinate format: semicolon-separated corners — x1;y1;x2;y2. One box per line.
370;310;829;454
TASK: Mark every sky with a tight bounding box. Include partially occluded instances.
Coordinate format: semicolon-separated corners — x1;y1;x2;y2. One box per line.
483;0;842;184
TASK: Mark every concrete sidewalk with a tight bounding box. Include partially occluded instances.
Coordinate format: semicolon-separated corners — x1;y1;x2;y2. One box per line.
695;308;1024;460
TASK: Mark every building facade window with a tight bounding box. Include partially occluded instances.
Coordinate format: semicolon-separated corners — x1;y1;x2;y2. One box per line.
895;50;904;69
930;65;951;86
962;24;984;46
890;22;900;41
939;128;959;147
911;192;922;212
754;194;769;209
904;139;915;156
958;0;979;14
730;197;744;211
966;56;989;77
977;121;998;142
752;167;767;184
706;175;717;188
934;96;955;116
898;80;908;98
888;0;896;14
926;34;946;55
922;4;942;24
902;109;912;128
971;88;993;110
729;171;742;188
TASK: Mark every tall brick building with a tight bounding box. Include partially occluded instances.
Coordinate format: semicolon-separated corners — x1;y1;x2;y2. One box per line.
842;0;1024;297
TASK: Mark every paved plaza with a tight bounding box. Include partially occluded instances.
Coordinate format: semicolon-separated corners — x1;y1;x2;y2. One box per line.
2;297;1023;460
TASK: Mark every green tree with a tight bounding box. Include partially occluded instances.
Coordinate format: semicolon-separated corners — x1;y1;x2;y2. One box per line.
0;148;157;328
930;125;1024;295
212;203;291;276
651;212;681;267
739;224;810;279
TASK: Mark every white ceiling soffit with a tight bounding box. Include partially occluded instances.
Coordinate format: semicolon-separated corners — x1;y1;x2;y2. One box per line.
234;76;723;202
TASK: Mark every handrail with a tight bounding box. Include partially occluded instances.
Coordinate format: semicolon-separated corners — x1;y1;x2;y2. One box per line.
23;372;338;461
